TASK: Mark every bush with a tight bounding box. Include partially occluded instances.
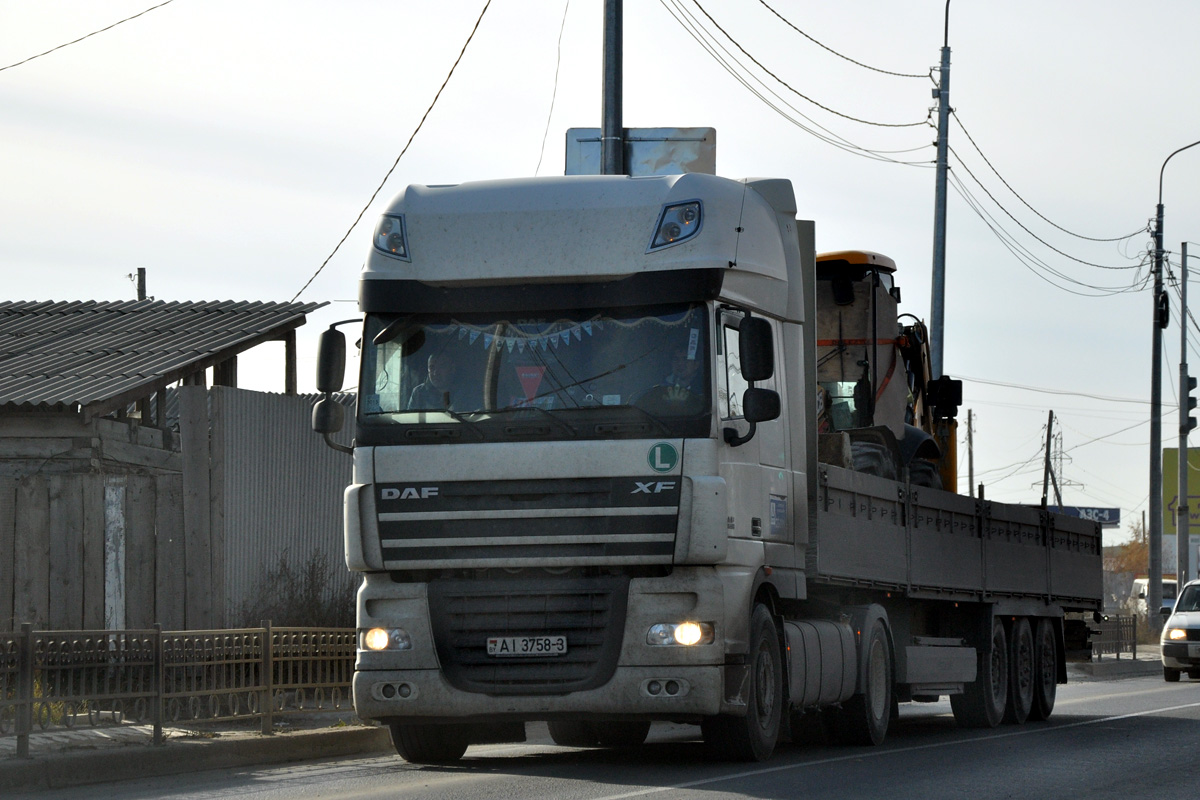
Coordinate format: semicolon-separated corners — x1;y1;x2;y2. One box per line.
236;550;355;628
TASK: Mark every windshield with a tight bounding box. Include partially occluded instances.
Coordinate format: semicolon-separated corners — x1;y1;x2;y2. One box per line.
357;303;710;443
1177;585;1199;612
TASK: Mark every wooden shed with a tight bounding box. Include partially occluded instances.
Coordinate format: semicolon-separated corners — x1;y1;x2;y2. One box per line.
0;299;356;632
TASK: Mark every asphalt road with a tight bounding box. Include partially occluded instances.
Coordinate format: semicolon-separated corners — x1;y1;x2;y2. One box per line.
18;675;1200;800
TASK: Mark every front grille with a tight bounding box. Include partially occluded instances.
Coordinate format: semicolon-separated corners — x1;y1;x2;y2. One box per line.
376;477;679;568
427;576;628;695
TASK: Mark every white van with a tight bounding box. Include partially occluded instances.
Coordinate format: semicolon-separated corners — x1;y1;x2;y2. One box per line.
1131;578;1178;616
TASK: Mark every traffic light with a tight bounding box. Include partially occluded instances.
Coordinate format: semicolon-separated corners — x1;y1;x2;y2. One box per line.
1186;374;1198;434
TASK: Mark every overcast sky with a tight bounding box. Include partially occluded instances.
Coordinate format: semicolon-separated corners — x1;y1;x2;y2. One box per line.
4;0;1200;546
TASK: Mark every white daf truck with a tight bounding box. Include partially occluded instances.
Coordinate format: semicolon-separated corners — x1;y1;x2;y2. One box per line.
313;171;1103;763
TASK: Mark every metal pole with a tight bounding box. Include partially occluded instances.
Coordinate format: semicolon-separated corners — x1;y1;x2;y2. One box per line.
1180;241;1190;585
967;408;974;498
1150;201;1163;626
17;622;33;758
929;2;951;379
137;267;147;302
601;0;624;176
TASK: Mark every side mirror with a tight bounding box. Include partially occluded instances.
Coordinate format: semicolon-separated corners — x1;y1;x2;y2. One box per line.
312;397;345;435
1160;606;1173;618
316;327;347;393
738;317;774;382
743;387;780;423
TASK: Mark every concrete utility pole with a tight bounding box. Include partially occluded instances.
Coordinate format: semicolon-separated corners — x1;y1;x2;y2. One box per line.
929;1;951;379
1180;241;1193;585
601;0;624;176
1151;140;1200;627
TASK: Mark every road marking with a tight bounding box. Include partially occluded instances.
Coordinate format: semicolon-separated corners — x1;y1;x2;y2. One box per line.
588;700;1200;800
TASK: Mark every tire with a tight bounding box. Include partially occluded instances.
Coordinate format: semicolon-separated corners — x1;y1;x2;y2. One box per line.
548;720;651;748
1189;670;1200;680
907;458;943;489
701;604;783;762
1164;666;1181;682
1029;618;1057;721
389;723;469;764
548;720;600;748
1004;618;1034;725
827;619;892;746
951;617;1008;728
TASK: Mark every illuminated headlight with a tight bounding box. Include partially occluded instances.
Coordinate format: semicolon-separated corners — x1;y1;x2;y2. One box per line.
361;627;412;651
1165;628;1189;641
647;621;714;646
648;201;702;250
373;214;410;261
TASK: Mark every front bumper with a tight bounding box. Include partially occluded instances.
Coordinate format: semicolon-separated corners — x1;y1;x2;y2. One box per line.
1161;641;1200;669
354;664;722;723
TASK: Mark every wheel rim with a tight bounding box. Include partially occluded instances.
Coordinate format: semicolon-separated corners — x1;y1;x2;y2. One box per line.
867;637;887;720
754;641;776;732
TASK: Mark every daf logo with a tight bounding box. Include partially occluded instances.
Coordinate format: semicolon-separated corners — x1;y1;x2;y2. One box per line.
381;487;439;500
632;481;676;494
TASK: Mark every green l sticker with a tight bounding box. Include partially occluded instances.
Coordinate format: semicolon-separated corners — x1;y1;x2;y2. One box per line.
648;442;679;473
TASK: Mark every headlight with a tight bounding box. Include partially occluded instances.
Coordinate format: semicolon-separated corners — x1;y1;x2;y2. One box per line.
648;201;702;250
373;214;410;261
361;627;412;651
647;621;714;646
1165;628;1188;641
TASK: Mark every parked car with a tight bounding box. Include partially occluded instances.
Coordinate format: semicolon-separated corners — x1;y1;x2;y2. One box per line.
1161;579;1200;681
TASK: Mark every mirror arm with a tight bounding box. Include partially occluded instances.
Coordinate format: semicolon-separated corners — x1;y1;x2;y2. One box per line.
323;431;353;455
723;421;756;448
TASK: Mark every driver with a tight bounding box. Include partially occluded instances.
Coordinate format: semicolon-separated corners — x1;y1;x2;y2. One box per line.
663;350;704;402
407;351;461;410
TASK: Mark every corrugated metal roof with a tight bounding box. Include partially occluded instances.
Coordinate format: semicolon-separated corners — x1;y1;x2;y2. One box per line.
0;299;323;415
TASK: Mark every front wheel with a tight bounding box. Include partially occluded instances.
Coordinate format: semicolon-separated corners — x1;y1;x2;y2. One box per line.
1165;666;1182;682
826;619;892;746
951;616;1008;728
389;723;469;764
702;604;783;762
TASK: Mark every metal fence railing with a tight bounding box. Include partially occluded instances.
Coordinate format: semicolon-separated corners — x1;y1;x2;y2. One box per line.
0;623;354;758
1091;615;1138;660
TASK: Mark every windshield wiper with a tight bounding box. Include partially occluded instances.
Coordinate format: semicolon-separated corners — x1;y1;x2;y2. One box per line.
486;405;578;437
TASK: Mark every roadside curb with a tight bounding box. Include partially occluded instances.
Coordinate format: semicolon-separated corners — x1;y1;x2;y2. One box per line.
0;725;392;794
1068;658;1162;678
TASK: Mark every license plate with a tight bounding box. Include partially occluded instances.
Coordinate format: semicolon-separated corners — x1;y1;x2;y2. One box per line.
1189;643;1200;659
487;635;567;658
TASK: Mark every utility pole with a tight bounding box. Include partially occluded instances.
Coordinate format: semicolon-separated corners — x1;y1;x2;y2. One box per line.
967;409;974;498
1180;241;1194;584
601;0;624;176
929;1;951;379
1151;140;1200;628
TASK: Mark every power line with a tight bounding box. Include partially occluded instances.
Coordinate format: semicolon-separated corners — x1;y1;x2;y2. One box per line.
688;0;930;129
0;0;177;73
755;0;929;80
535;0;571;176
950;146;1146;272
957;374;1152;405
657;0;932;166
291;0;492;303
952;113;1147;244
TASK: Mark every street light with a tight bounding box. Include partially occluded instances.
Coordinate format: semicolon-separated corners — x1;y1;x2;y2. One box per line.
1150;139;1200;629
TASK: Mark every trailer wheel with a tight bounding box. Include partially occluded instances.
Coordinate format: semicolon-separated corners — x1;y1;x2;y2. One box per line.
547;720;650;748
1004;618;1034;724
1164;666;1181;682
951;617;1008;728
826;619;892;746
702;604;782;762
1029;618;1057;721
389;723;469;764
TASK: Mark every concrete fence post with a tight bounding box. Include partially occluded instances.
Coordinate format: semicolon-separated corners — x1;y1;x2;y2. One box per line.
16;622;33;758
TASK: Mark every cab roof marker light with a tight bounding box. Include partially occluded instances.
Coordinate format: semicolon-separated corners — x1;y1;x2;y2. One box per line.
374;214;411;262
648;200;702;252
